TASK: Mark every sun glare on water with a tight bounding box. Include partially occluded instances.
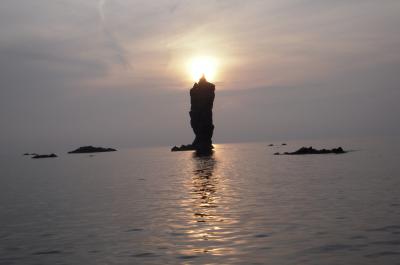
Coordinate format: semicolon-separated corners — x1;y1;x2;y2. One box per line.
189;56;218;82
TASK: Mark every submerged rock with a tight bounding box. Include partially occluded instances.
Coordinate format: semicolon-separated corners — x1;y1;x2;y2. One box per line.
32;153;58;159
172;75;215;153
23;153;38;156
275;146;346;155
68;146;116;154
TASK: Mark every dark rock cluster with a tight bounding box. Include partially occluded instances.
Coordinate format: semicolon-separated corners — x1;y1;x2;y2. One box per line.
32;153;58;159
274;146;346;155
268;143;287;147
23;153;38;156
171;144;195;152
68;146;117;154
172;75;215;154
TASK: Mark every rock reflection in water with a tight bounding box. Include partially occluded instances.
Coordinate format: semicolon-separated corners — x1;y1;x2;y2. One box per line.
179;151;241;259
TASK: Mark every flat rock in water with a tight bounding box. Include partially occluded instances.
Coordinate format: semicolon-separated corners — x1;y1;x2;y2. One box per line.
171;145;196;152
32;154;58;159
274;146;346;155
171;144;215;153
68;146;117;154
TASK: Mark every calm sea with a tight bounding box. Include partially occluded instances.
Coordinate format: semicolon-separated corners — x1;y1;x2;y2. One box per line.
1;138;400;265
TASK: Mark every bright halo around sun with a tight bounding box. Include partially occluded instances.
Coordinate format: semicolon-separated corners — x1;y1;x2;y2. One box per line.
189;56;218;82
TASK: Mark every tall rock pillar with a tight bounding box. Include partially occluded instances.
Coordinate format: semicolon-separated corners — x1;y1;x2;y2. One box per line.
190;75;215;152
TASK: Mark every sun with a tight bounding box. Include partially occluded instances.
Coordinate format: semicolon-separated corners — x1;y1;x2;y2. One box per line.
189;56;218;82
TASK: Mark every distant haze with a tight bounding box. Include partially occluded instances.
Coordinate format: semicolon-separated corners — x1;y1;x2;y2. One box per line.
1;0;399;154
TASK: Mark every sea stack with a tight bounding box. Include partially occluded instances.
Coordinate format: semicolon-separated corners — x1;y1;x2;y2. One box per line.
190;75;215;153
171;75;215;153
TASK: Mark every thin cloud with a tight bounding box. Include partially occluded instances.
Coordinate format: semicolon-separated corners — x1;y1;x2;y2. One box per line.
97;0;131;68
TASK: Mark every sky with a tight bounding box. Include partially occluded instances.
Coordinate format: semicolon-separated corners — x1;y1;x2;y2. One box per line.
1;0;399;154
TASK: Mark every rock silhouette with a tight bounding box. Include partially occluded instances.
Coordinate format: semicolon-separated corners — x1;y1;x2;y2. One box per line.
68;146;116;154
23;153;38;156
274;146;346;155
171;145;195;152
190;75;215;152
32;153;57;159
172;75;215;154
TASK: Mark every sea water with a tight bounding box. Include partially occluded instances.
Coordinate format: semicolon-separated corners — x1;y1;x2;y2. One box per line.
1;138;400;265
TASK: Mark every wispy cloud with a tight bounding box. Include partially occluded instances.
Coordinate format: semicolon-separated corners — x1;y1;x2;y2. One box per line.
97;0;131;68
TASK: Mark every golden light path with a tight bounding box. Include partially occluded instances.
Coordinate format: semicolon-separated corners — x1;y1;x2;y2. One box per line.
188;56;218;82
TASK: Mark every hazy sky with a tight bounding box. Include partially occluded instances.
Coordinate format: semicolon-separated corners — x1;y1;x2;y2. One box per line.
1;0;399;153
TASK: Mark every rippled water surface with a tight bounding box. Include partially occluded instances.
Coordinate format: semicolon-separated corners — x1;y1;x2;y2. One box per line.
1;139;400;264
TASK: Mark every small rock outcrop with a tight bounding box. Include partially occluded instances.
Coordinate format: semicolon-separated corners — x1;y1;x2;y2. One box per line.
171;144;195;152
68;146;116;154
172;75;215;154
32;153;58;159
171;144;214;153
274;146;346;155
23;153;38;156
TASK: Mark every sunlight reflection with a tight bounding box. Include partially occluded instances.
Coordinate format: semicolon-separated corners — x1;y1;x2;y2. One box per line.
178;150;242;258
